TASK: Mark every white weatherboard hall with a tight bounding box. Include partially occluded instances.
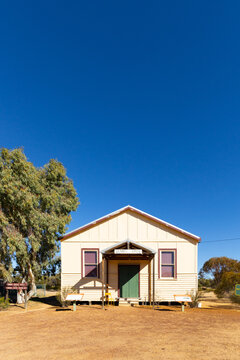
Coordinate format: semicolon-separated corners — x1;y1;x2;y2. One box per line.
61;206;200;305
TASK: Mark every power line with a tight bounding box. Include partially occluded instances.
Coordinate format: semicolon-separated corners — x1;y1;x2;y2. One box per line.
201;237;240;244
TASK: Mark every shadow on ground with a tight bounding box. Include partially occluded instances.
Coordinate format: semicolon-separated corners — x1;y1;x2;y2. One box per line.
31;295;60;307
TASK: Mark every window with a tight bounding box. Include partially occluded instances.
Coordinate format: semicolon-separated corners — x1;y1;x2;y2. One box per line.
82;249;99;278
158;249;176;278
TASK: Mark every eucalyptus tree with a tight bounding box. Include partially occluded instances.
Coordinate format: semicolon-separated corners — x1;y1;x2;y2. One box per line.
199;257;240;287
0;148;79;299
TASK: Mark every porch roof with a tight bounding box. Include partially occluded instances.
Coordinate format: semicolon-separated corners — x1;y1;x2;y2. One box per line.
101;240;156;256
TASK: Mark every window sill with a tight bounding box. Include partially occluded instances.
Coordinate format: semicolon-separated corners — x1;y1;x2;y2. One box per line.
158;278;177;281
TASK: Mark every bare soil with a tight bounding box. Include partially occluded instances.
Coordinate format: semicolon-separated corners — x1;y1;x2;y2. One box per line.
0;294;240;360
200;291;240;310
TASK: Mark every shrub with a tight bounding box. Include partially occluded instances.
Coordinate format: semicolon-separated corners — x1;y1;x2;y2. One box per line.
215;272;240;297
188;290;202;308
56;286;77;307
198;277;214;290
230;294;240;305
0;297;9;310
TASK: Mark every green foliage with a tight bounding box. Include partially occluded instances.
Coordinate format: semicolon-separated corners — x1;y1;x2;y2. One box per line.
215;272;240;297
45;274;61;290
0;296;9;310
199;257;240;287
0;148;79;295
230;293;240;304
198;276;214;290
188;290;202;308
42;256;61;277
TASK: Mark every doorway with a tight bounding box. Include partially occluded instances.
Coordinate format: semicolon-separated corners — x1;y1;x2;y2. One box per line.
119;265;139;298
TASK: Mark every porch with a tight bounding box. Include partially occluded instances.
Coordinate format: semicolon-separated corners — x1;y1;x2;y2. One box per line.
101;240;156;308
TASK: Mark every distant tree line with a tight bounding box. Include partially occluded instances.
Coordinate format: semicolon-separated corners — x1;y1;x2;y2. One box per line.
199;256;240;300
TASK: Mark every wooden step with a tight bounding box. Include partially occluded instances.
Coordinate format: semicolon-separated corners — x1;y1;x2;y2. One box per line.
119;302;131;307
118;298;140;306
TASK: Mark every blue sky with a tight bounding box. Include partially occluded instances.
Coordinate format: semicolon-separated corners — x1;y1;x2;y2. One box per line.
1;1;240;270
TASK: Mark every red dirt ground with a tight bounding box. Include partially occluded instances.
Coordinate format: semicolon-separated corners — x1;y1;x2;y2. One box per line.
0;300;240;360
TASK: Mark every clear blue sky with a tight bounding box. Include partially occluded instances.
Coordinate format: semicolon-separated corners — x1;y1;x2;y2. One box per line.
1;1;240;270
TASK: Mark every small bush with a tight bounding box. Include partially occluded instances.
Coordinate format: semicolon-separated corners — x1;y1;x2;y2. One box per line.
188;290;202;308
230;294;240;304
56;286;77;307
215;272;240;297
0;297;9;310
198;277;214;289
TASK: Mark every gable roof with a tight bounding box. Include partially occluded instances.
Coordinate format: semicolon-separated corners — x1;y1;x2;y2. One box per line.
61;205;201;242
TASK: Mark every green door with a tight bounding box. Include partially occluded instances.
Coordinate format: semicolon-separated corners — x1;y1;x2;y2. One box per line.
119;265;139;298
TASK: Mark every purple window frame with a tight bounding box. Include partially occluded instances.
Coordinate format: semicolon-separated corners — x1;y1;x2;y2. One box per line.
81;248;99;278
158;249;177;279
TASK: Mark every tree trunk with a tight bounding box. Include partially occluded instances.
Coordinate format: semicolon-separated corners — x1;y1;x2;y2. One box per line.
16;278;28;304
27;264;36;300
17;290;25;304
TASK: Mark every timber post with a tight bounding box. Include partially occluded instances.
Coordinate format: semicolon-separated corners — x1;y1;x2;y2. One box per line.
152;255;155;309
148;259;151;305
106;259;109;302
102;257;105;309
